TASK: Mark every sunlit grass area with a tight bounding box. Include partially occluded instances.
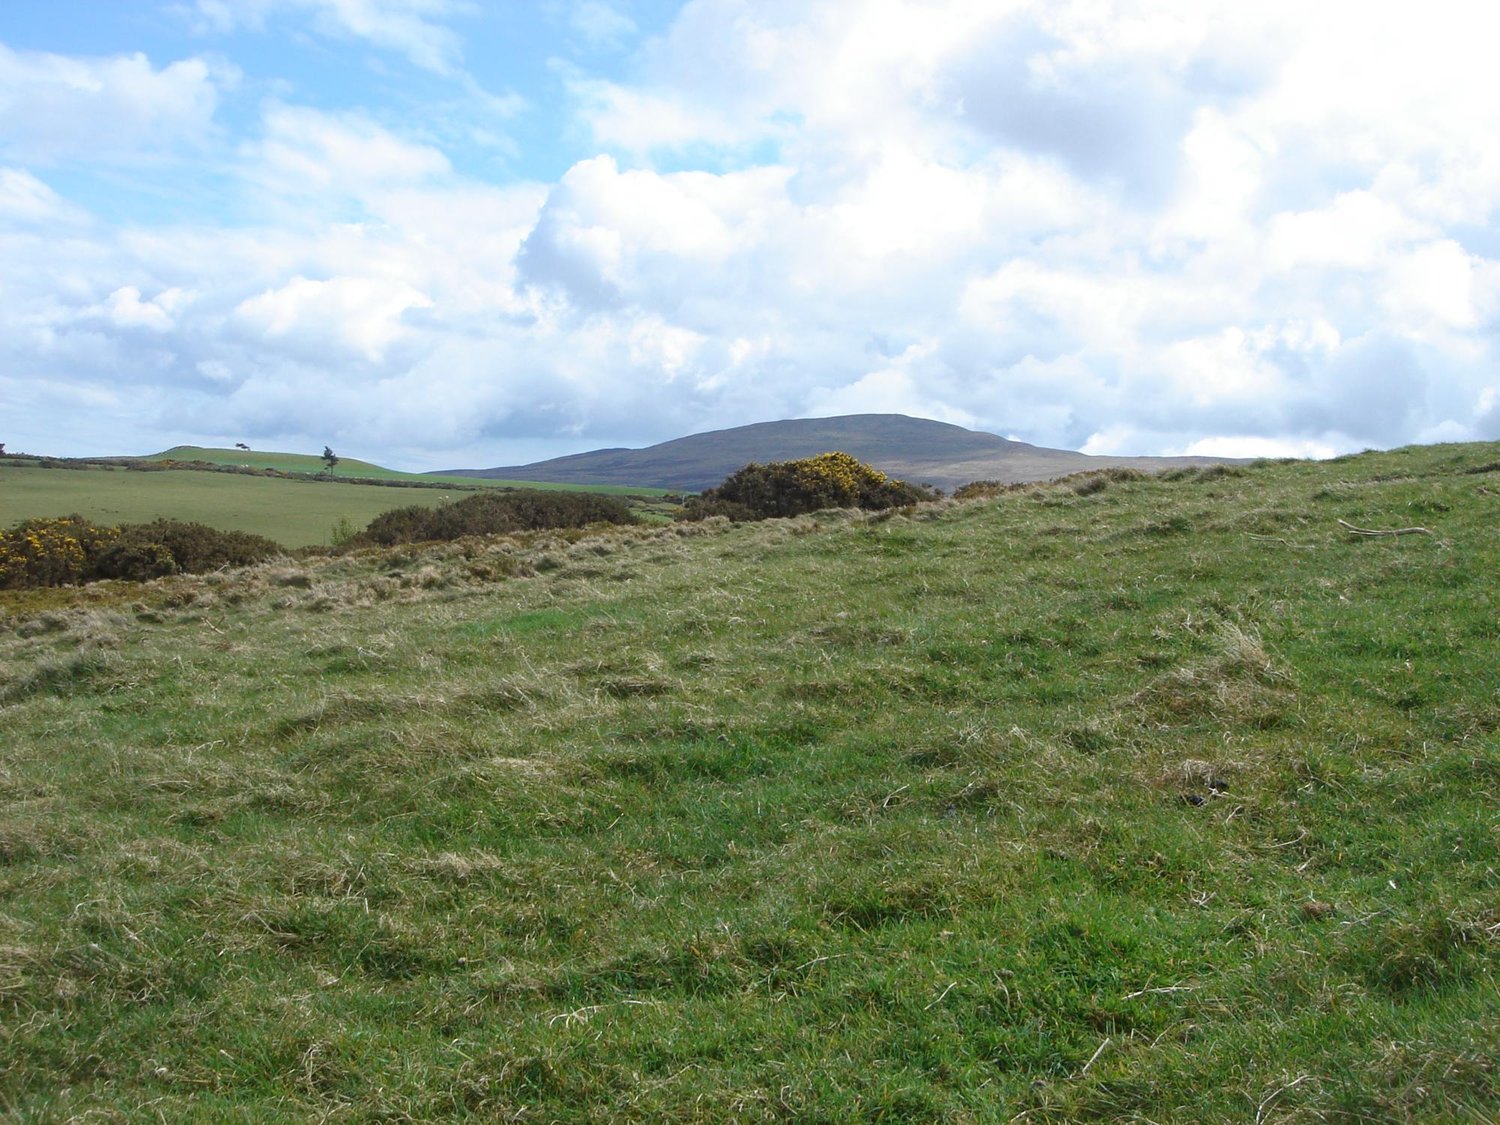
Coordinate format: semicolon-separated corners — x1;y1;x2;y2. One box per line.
1;443;1496;1120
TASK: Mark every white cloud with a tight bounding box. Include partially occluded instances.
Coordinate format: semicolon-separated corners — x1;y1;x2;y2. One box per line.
1382;240;1477;334
245;104;453;207
569;1;638;49
627;317;706;379
1174;435;1339;460
1267;191;1421;272
518;155;790;308
99;286;195;332
569;79;741;159
190;0;475;75
0;44;228;164
807;345;975;427
233;275;433;362
6;0;1500;468
824;149;986;259
0;168;89;225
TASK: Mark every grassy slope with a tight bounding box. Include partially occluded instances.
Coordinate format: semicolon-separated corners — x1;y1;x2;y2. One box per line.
1;444;1496;1121
154;446;675;495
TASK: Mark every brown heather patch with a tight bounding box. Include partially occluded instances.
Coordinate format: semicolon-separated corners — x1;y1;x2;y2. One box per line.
0;517;737;633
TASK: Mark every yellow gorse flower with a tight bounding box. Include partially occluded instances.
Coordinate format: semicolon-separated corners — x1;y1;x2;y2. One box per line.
0;516;118;589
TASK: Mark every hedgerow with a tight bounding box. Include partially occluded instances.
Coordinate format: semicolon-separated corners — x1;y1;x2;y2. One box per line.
682;452;936;521
347;489;636;548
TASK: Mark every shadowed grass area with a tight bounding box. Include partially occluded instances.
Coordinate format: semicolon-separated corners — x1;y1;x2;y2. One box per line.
0;442;1496;1120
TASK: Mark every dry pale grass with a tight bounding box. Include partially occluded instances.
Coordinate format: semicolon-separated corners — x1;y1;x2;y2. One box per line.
1132;621;1297;726
0;800;86;865
0;517;748;641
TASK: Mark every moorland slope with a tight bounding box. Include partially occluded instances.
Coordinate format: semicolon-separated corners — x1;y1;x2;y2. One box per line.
1;443;1496;1121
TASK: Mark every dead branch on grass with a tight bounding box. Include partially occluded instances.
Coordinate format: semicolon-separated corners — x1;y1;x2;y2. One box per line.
1337;519;1431;537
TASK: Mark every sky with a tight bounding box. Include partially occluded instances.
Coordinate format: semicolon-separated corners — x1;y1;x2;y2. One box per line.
2;0;1498;471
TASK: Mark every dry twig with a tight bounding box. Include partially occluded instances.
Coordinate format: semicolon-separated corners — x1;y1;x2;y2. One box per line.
1122;984;1197;1001
924;982;957;1010
1079;1037;1112;1077
1255;1073;1312;1122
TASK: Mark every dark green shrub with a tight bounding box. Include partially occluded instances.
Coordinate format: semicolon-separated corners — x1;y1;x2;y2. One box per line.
90;520;283;581
91;539;179;581
682;452;935;521
352;505;435;546
348;489;635;548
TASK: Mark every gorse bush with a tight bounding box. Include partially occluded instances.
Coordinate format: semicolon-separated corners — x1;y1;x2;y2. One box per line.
348;489;636;548
0;516;117;589
683;452;936;521
0;516;283;588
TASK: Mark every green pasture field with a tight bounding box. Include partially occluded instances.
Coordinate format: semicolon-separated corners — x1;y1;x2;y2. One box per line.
1;456;678;548
152;446;676;497
1;443;1496;1121
0;463;470;548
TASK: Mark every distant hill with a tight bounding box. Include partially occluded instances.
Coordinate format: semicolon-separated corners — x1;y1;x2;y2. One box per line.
433;414;1234;493
147;447;673;496
152;446;421;482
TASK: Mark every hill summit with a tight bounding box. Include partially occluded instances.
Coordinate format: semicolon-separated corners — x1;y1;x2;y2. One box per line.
433;414;1227;492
